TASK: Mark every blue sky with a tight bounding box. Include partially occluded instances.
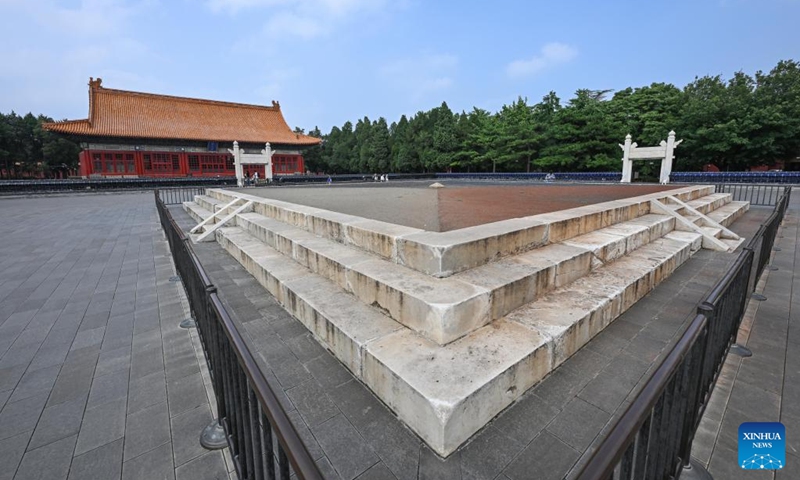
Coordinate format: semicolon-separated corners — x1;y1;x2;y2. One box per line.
1;0;798;132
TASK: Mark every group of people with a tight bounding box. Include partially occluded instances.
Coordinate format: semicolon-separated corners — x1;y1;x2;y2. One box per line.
372;173;389;182
243;171;259;186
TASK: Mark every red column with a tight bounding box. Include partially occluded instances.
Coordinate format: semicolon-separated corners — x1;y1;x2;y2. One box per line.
79;150;90;176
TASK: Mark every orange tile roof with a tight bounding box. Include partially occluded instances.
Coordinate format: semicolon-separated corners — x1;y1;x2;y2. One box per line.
43;78;321;146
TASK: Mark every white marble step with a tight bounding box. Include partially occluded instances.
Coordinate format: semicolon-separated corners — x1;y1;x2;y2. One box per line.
194;194;224;213
233;210;681;345
183;202;212;225
206;185;717;277
183;190;745;345
215;226;402;376
708;201;749;227
366;233;701;456
701;226;723;239
213;222;703;457
453;214;675;320
687;192;731;214
235;212;492;346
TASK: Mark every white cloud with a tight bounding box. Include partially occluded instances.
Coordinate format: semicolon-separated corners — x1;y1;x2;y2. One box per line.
506;42;578;79
208;0;387;40
206;0;289;15
0;0;158;118
254;67;300;100
381;53;458;76
265;12;327;39
380;53;457;101
2;0;153;37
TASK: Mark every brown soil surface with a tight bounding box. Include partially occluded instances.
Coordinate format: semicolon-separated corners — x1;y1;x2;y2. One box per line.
437;184;680;231
240;182;681;232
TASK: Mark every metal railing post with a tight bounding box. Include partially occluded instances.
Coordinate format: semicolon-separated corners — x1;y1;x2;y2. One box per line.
154;191;322;479
576;186;791;480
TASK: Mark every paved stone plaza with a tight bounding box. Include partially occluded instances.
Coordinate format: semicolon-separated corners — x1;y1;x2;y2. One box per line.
0;193;232;480
691;191;800;480
0;189;796;479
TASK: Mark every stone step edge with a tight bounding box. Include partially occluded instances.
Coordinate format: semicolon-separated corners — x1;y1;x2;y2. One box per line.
234;212;491;346
206;185;715;278
213;225;403;380
708;201;749;228
183;202;212;225
233;210;678;345
187;198;741;348
231;200;741;346
362;232;701;456
686;192;732;214
213;223;702;457
194;194;223;213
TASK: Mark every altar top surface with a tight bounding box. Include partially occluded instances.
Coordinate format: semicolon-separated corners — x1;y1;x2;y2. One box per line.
235;180;680;232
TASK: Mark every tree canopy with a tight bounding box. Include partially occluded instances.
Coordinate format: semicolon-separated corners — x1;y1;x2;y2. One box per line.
5;59;799;178
0;112;80;178
305;59;800;175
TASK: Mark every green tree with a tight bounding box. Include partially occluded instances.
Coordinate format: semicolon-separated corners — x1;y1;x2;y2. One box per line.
432;102;458;171
370;117;391;172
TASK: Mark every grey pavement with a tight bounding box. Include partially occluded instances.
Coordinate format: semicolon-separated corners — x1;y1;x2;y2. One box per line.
0;193;231;480
0;189;783;480
691;189;800;479
168;188;773;480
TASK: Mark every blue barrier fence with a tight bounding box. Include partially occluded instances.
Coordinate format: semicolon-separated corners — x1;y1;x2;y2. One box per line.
0;176;237;195
437;172;623;182
671;171;800;184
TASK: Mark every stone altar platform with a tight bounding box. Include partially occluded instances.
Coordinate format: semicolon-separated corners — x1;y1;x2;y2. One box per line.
183;183;749;456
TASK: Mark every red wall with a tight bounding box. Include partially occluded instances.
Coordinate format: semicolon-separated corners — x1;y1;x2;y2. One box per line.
80;149;305;178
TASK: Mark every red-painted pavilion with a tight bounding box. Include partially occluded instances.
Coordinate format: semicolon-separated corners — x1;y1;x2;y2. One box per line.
43;78;320;178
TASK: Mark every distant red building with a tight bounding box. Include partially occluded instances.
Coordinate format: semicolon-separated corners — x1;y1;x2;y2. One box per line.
44;78;320;178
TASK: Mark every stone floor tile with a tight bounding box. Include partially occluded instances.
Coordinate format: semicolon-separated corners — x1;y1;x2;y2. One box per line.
459;426;523;480
127;370;167;416
123;401;171;461
122;441;174;480
418;445;461;480
0;431;33;480
166;372;207;418
74;398;127;456
68;438;124;480
170;403;212;468
130;346;165;380
8;364;61;403
87;370;129;409
0;393;49;442
14;434;77;480
313;414;379;480
175;451;228;480
286;378;339;428
28;396;87;450
503;431;580;480
545;397;611;452
355;462;397;480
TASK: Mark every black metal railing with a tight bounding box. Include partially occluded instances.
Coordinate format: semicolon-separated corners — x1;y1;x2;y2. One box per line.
154;190;322;480
0;176;236;195
577;186;792;480
158;186;209;205
712;183;788;206
672;171;800;184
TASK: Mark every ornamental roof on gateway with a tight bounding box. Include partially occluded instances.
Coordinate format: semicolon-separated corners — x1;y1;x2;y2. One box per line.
43;78;321;146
